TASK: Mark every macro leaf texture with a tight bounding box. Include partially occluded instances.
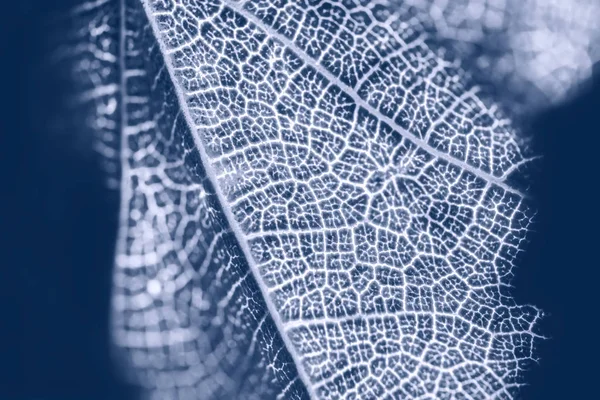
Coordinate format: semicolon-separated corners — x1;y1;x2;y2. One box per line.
67;0;543;399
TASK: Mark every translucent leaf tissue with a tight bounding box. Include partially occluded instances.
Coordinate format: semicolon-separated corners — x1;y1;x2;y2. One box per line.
59;0;568;399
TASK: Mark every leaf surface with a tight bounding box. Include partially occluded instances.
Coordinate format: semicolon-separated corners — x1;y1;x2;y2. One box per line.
67;0;543;398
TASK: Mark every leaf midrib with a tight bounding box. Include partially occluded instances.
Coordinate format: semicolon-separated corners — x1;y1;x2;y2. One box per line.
139;0;319;398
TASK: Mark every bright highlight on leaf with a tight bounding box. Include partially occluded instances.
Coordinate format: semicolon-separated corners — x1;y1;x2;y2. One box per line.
391;0;600;111
65;0;545;399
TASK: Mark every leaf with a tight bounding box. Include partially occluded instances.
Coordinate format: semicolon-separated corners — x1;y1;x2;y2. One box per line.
64;0;543;399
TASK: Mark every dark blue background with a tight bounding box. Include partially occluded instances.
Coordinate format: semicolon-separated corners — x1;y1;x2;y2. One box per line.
1;1;598;398
1;1;138;398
